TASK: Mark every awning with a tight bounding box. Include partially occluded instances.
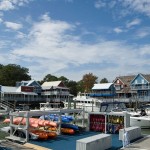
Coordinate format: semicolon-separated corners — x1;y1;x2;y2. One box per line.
22;92;38;95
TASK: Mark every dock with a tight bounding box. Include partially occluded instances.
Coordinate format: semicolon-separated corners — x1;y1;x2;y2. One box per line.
120;135;150;150
0;140;51;150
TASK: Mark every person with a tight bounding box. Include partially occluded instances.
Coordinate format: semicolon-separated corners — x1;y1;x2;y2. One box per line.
140;109;147;116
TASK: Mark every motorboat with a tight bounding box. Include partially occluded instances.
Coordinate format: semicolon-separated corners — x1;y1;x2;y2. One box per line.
73;92;102;112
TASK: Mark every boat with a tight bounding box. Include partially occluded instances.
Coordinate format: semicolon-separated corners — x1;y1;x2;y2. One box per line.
61;128;75;134
73;92;102;112
30;129;57;139
61;123;79;131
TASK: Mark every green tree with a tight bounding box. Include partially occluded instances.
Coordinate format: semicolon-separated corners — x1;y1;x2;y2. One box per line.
76;80;84;94
100;78;108;83
0;64;31;86
58;76;69;85
82;73;98;93
66;80;78;96
40;74;58;84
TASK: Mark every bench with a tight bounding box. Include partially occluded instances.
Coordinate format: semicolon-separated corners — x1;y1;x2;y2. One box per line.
119;126;141;142
76;134;111;150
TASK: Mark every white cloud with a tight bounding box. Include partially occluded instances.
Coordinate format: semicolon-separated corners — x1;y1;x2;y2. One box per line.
0;18;3;23
94;0;106;9
0;0;31;11
0;0;14;11
4;21;22;30
122;0;150;17
10;14;150;81
65;0;73;2
16;31;26;39
126;18;141;28
114;27;123;33
136;27;150;38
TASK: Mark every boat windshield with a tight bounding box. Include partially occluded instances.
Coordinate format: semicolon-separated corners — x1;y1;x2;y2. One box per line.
100;102;127;112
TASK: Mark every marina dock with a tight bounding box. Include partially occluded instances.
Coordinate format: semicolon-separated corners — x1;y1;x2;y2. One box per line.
120;135;150;150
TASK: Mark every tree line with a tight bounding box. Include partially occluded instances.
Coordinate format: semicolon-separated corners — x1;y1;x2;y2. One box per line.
0;64;108;96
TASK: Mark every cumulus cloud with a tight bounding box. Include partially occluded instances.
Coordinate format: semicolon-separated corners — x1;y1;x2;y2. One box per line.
122;0;150;17
94;0;106;9
94;1;150;18
0;0;31;11
9;14;150;81
4;21;22;30
114;27;123;33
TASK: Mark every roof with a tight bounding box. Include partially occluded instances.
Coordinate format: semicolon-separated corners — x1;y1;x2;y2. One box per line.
114;75;135;86
1;86;17;92
22;92;38;95
92;83;113;90
21;80;41;87
42;81;62;87
141;74;150;82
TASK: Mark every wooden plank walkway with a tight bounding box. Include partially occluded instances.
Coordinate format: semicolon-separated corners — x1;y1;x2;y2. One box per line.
0;140;34;150
0;140;51;150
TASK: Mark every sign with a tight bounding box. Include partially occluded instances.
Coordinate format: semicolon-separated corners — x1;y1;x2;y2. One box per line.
21;86;34;92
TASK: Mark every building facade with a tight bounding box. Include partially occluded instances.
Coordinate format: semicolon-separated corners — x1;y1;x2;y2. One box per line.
130;74;150;102
113;75;135;99
90;83;116;101
41;81;70;105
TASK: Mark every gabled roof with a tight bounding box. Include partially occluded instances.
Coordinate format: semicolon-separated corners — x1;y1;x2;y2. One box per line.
114;75;135;86
142;74;150;82
131;73;150;84
92;83;113;90
21;80;41;87
42;81;62;87
1;86;18;92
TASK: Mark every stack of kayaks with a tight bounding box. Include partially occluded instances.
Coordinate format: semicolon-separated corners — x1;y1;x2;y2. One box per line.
30;129;57;140
3;117;58;140
3;117;57;128
39;114;74;123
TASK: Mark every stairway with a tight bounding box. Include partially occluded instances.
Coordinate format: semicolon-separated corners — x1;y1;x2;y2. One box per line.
0;100;14;113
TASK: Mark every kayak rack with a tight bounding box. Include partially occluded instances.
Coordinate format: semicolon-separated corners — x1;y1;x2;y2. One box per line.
6;108;85;143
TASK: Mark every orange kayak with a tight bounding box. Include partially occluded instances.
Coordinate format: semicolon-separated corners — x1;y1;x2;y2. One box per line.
30;129;57;139
46;131;57;138
61;128;75;134
30;130;48;140
3;117;57;128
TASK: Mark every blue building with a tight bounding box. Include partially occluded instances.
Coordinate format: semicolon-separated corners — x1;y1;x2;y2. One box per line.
90;83;116;101
130;73;150;102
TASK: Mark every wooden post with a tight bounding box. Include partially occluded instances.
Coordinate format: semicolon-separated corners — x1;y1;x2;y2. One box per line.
26;112;29;142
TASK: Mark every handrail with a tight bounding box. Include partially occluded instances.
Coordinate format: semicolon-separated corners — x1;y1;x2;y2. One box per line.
0;100;15;110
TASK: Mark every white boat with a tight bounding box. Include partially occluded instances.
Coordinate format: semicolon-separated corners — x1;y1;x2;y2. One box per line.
73;92;102;112
130;115;150;129
39;102;63;111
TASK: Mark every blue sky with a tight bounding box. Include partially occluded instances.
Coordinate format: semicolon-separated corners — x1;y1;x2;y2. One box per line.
0;0;150;82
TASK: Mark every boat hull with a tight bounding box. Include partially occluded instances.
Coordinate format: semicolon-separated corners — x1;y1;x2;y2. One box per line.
130;116;150;129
